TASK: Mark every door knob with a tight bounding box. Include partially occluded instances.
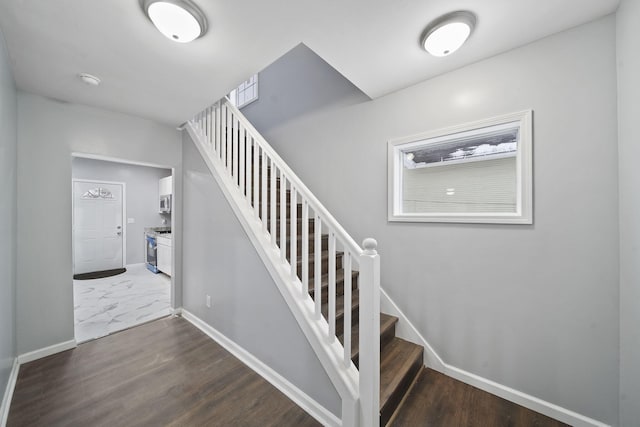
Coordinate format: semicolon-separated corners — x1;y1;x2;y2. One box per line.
117;231;122;236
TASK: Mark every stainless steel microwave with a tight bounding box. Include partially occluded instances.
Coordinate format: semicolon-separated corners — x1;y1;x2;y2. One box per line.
160;194;172;213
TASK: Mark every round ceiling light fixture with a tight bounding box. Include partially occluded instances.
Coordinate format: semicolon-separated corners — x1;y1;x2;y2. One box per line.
421;11;476;57
142;0;207;43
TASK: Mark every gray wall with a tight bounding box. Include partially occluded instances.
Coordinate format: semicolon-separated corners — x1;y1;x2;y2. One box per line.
244;17;619;424
617;1;640;425
182;133;341;417
0;25;17;405
72;157;172;265
241;44;369;134
17;93;182;354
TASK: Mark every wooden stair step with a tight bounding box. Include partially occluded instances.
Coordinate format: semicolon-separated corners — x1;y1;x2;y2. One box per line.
379;338;424;426
341;313;398;366
279;233;329;256
266;203;304;218
308;269;359;303
255;204;304;222
296;250;343;275
269;217;315;234
321;289;360;337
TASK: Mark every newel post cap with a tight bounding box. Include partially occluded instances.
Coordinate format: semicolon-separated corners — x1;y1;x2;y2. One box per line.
362;238;378;255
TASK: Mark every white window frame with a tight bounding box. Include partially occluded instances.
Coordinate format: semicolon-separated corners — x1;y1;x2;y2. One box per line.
387;110;533;224
230;74;259;109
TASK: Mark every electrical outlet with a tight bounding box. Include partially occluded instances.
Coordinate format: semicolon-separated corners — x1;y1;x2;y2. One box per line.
127;218;135;224
206;295;211;308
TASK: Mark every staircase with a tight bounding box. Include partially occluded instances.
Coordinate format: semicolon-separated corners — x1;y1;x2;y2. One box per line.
265;181;425;426
187;98;426;426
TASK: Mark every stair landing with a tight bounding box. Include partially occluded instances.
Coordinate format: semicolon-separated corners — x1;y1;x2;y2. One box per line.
388;368;570;426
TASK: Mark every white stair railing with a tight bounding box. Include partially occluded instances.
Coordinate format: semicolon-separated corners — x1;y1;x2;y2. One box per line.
187;98;380;427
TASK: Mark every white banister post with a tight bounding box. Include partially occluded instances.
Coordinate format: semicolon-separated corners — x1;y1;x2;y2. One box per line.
359;238;380;427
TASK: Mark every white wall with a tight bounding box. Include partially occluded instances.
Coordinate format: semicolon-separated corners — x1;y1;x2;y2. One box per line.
181;133;341;417
244;17;619;424
72;157;172;265
616;1;640;425
0;25;17;408
17;93;182;354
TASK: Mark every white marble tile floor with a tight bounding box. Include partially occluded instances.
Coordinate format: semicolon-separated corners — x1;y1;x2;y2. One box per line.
73;264;172;343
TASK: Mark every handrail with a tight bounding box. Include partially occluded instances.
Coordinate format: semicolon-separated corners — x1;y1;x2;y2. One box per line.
189;98;380;427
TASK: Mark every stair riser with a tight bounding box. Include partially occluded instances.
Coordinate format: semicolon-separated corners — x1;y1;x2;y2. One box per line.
380;349;423;427
256;203;304;219
250;189;292;206
380;322;396;354
353;320;396;368
334;305;359;338
297;253;343;276
269;219;316;235
351;319;396;366
278;235;329;257
310;273;359;304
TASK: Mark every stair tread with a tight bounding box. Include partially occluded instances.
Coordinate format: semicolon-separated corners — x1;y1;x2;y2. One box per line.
308;268;357;290
380;338;424;415
280;217;315;223
321;289;359;320
281;232;327;243
307;270;358;305
296;250;343;267
342;313;398;361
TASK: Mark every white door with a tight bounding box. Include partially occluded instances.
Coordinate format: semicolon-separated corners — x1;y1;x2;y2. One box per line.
73;180;124;274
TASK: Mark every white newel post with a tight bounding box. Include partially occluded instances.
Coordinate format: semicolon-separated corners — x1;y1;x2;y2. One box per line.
359;238;380;427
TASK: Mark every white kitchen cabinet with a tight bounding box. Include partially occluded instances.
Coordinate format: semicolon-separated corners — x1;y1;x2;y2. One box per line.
159;176;173;196
157;235;172;277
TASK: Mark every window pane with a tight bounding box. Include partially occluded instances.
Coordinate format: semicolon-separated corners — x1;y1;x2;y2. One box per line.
402;156;517;213
400;123;519;214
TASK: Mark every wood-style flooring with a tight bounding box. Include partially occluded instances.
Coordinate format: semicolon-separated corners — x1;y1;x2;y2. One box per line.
389;367;570;427
8;315;570;427
7;317;320;427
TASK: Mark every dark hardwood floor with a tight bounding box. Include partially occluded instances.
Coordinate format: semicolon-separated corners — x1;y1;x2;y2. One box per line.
7;317;320;427
8;315;571;427
389;367;570;427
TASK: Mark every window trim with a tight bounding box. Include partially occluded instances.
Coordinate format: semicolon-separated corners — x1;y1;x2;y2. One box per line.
235;74;259;109
387;109;533;224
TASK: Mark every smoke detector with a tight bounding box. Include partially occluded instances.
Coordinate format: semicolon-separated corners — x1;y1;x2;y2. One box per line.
78;73;101;86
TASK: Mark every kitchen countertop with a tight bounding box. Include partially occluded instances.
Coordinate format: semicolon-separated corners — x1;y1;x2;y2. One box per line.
145;227;171;238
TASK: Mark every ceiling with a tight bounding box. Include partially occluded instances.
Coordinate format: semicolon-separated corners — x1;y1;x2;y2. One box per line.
0;0;619;126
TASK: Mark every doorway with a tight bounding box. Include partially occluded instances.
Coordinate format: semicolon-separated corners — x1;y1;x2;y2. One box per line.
71;154;175;343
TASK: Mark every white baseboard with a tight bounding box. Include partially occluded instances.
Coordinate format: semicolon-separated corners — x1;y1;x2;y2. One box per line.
181;309;341;427
0;358;19;427
379;288;609;427
380;288;446;372
443;365;609;427
17;339;77;365
171;307;183;316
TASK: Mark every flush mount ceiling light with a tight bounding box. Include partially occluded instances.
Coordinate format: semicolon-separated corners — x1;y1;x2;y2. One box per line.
421;11;476;57
142;0;207;43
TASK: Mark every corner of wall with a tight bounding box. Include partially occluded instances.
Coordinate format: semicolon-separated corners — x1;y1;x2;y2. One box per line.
0;359;19;426
381;290;611;427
